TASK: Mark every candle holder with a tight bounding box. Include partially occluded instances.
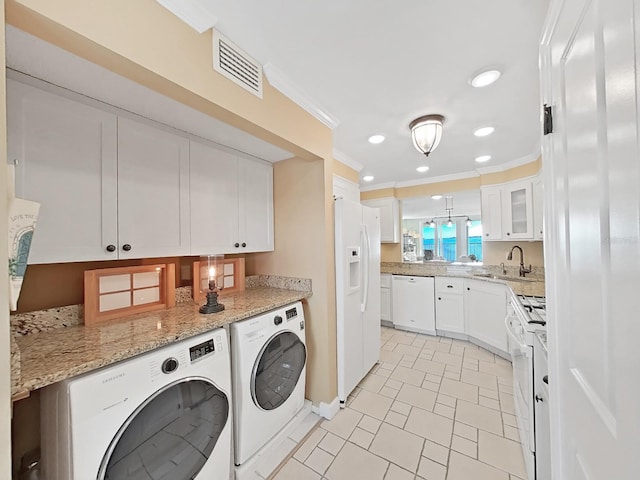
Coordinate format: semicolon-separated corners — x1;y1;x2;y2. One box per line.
199;255;225;314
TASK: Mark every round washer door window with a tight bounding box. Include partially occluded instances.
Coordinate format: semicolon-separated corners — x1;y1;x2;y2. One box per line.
252;331;306;410
99;378;228;480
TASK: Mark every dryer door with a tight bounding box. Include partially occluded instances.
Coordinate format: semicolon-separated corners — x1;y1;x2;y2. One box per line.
251;331;306;410
98;378;229;480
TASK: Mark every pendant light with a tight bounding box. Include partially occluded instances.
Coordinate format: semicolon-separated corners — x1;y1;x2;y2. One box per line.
409;114;445;157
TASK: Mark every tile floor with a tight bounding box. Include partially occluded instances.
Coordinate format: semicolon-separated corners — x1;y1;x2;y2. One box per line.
272;327;525;480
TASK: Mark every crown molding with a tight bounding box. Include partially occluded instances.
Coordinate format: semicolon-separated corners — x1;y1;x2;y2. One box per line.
155;0;217;34
333;149;363;172
263;63;340;130
475;149;541;174
360;181;398;192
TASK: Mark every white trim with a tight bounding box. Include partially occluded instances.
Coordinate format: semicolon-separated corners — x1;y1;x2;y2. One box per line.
263;63;340;129
475;150;541;174
311;397;341;420
155;0;217;34
333;149;364;172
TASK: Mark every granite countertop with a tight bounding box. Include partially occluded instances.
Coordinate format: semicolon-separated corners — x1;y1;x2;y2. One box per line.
380;262;546;297
11;283;311;398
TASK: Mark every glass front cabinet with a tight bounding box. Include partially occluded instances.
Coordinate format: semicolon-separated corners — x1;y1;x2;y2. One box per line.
502;180;534;240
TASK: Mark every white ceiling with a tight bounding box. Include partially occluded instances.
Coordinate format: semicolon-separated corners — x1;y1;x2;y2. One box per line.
159;0;549;188
402;191;481;220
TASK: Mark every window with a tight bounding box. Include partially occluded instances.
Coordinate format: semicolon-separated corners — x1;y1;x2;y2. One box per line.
422;218;482;262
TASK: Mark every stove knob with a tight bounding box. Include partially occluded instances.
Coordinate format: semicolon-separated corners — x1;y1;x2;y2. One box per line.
274;315;283;326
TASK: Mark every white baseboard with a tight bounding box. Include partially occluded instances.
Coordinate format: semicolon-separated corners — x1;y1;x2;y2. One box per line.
311;397;340;420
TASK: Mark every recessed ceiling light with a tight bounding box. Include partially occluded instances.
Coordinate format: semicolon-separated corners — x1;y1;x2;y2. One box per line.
431;194;443;200
416;166;429;173
471;70;501;88
363;175;374;182
368;134;385;144
474;126;495;137
475;155;492;163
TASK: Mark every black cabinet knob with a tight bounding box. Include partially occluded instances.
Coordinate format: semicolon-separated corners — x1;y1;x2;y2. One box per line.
234;243;240;248
106;244;116;252
506;232;511;236
438;297;442;300
242;242;247;248
485;233;489;236
122;244;132;251
535;394;544;403
467;287;470;291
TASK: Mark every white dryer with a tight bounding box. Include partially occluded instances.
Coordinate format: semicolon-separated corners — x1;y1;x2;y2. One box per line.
41;328;232;480
231;302;306;466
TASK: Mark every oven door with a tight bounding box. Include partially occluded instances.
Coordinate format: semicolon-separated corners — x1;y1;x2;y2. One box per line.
505;306;535;480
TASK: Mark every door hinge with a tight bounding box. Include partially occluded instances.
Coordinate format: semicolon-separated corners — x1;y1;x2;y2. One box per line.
543;104;553;135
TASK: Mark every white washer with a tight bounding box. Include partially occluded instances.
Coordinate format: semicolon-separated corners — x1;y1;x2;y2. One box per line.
41;328;232;480
231;302;306;466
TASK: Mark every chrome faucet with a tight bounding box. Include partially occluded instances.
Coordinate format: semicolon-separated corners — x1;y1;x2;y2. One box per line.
500;262;506;275
507;245;532;277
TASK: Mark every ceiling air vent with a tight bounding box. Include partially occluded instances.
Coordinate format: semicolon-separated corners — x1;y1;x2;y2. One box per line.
213;31;263;98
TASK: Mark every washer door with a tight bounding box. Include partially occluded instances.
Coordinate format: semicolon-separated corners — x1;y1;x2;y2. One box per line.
99;378;228;480
251;331;306;410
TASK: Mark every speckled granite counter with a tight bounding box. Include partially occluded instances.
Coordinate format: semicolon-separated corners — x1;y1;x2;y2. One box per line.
11;283;311;398
380;262;546;297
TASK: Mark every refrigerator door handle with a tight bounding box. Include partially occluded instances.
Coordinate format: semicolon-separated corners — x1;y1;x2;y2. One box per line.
361;224;370;313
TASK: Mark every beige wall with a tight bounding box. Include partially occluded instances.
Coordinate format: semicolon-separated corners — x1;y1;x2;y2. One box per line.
483;241;545;267
1;3;12;477
332;159;360;184
481;157;542;186
249;157;337;403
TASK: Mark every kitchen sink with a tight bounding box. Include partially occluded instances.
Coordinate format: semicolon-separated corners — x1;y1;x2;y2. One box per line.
472;273;537;283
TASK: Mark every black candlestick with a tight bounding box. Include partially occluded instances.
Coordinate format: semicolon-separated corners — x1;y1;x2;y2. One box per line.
199;280;225;314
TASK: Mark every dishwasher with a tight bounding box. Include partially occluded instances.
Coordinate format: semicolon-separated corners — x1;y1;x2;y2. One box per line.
391;275;435;335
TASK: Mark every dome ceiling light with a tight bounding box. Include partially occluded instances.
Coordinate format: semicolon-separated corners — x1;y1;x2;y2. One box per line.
368;134;385;144
409;114;445;157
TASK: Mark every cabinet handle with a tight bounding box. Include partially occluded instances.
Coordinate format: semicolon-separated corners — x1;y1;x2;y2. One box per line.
234;243;240;248
540;230;543;234
438;297;442;300
543;375;548;385
242;242;247;248
106;244;116;252
122;244;132;252
535;394;544;403
506;232;511;236
485;233;489;237
447;285;454;288
467;287;470;291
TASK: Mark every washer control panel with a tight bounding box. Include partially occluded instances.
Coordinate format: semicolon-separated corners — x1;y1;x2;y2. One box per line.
189;338;215;362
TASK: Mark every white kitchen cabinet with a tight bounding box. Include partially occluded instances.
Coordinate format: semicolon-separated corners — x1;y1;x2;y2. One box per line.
380;273;392;323
117;117;190;258
434;277;465;334
480;185;503;240
8;80;118;263
9;80;191;262
533;175;544;241
362;197;400;243
464;279;508;353
502;180;534;239
190;139;273;255
391;275;435;334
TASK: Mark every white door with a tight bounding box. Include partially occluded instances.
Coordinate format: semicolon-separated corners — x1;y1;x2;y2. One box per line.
7;80;118;263
189;140;239;255
541;0;640;477
117;117;190;258
238;158;274;253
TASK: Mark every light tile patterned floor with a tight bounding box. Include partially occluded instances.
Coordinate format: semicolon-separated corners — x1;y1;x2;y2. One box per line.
272;327;526;480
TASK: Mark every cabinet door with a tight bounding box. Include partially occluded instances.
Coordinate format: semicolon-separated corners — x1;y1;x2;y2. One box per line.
362;198;400;243
533;176;544;240
464;279;507;352
435;293;465;333
391;276;435;334
480;186;503;240
381;287;391;321
502;181;534;239
189;141;240;254
8;80;118;263
238;158;274;252
117;117;190;258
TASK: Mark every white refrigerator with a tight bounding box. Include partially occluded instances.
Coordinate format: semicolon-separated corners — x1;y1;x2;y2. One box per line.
334;197;381;404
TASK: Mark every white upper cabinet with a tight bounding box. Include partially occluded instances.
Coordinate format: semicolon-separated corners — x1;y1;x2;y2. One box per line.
480;185;503;240
502;179;534;239
117;117;190;258
8;80;119;263
189;139;273;255
362;197;400;243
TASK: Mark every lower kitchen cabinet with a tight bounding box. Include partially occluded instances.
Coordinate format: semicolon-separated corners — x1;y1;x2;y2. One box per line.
434;277;465;334
380;273;392;323
464;279;508;353
391;276;435;334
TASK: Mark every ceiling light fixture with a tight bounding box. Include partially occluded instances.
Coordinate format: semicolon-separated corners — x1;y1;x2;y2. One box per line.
475;155;491;163
362;175;374;182
431;194;443;200
409;114;445;157
466;217;473;227
474;126;495;137
471;70;501;88
445;196;454;227
416;166;429;173
368;134;385;144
